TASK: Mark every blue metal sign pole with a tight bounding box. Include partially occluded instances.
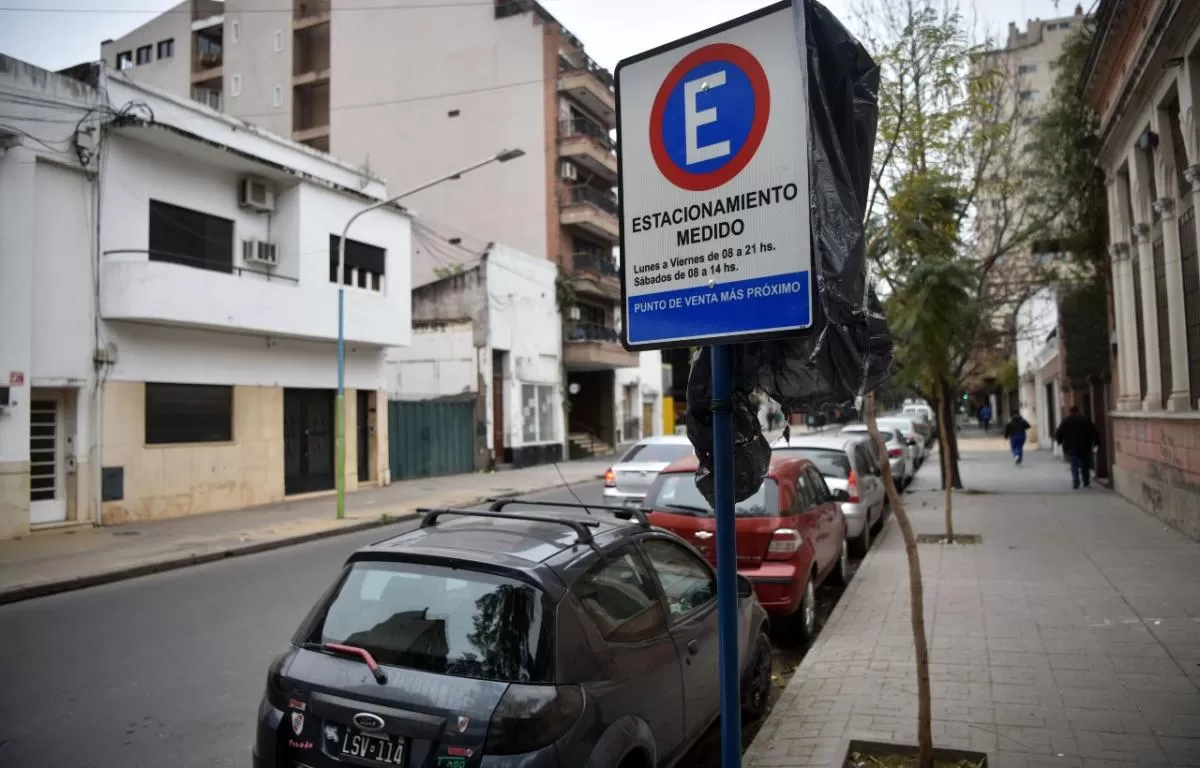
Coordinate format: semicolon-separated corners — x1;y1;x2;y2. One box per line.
711;343;741;768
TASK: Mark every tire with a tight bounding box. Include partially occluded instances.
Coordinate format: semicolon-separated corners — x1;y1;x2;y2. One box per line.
785;577;817;642
828;535;850;586
741;632;773;721
849;516;872;558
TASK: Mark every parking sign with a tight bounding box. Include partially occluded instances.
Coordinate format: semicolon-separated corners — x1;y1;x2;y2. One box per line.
616;1;810;350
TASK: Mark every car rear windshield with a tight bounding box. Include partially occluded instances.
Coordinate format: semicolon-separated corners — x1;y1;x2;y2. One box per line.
648;473;778;517
301;561;552;684
773;448;851;479
620;442;694;464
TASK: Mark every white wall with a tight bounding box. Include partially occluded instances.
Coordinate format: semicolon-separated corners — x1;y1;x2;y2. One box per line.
328;0;550;284
1016;287;1059;378
616;350;663;440
223;0;294;139
487;245;562;450
383;322;477;400
101;0;192;97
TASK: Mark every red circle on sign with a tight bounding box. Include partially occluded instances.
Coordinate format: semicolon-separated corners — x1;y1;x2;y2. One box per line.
648;43;771;192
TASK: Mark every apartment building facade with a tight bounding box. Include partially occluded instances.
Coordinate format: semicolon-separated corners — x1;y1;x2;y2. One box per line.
1081;0;1200;542
101;0;642;455
0;56;410;539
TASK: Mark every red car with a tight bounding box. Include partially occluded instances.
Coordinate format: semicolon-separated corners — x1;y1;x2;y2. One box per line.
644;454;849;640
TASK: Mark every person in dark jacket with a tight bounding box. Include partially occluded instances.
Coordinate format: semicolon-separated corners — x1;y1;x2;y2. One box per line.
1054;406;1101;489
1003;413;1031;465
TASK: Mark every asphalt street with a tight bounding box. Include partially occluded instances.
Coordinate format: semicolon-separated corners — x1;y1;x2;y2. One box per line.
0;482;606;768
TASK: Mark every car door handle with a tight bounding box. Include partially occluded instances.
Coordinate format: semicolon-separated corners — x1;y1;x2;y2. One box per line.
687;639;700;655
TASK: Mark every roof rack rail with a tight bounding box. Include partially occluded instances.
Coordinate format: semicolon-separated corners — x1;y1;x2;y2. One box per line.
485;498;651;527
416;507;597;544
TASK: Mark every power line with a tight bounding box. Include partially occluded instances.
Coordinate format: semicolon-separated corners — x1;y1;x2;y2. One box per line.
0;1;508;13
234;76;545;118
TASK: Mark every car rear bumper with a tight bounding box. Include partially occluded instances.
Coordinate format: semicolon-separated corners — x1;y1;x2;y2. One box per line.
602;488;646;505
889;457;906;478
741;561;803;615
841;503;868;538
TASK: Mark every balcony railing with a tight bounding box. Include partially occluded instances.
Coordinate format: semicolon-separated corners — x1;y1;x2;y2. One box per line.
191;87;223;111
558;52;614;90
567;186;618;215
559;118;614;151
195;50;222;70
565;322;620;343
573;252;617;278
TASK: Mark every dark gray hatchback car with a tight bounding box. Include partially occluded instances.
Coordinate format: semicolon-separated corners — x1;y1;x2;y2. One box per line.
254;501;772;768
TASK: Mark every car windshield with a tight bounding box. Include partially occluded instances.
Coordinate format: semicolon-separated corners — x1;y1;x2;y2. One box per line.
620;442;694;464
302;561;552;683
772;448;851;479
647;473;777;517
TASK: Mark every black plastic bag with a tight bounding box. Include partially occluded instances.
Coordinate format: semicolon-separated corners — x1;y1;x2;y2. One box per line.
689;0;894;504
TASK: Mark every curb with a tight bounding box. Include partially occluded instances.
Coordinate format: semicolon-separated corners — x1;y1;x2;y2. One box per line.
0;475;604;607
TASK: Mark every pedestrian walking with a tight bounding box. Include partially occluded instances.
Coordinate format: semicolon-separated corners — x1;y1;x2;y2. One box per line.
1054;405;1101;489
979;404;992;433
1003;413;1031;465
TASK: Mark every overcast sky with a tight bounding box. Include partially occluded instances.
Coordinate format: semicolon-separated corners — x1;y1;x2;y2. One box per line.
2;0;1080;75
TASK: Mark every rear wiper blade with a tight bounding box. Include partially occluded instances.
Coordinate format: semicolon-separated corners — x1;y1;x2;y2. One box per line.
660;503;712;516
304;642;388;685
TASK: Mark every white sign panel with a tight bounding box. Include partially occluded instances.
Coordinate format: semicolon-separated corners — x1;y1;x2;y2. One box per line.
616;0;811;350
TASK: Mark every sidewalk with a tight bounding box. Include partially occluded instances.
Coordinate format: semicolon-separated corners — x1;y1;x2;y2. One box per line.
0;457;609;605
746;434;1200;767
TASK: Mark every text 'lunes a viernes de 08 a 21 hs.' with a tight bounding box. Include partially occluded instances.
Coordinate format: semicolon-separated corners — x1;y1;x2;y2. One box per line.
628;181;799;288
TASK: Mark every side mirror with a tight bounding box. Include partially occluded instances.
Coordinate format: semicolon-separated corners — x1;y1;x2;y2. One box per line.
736;574;754;599
832;488;851;503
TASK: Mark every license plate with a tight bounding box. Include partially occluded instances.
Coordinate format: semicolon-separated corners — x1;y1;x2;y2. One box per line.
340;728;404;766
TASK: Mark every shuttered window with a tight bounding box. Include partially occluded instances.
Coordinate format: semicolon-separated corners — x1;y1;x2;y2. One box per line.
148;200;234;273
145;383;233;444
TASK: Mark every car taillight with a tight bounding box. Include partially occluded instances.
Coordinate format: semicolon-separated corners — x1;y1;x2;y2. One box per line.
766;528;802;561
888;447;903;458
847;470;861;504
603;468;615;487
484;684;584;755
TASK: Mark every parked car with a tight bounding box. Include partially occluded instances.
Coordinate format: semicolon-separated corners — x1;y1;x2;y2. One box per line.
901;404;936;442
878;415;929;467
604;434;695;506
643;453;848;641
771;435;886;558
254;501;772;768
838;424;913;487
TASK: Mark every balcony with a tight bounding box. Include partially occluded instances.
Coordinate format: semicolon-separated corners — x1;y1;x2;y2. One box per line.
558;54;615;125
571;252;619;300
559;118;617;179
294;0;331;29
100;253;406;347
192;30;223;86
191;87;223;112
561;185;619;242
563;322;637;370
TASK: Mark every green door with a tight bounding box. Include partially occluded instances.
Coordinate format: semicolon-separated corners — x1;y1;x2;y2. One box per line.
388;399;475;481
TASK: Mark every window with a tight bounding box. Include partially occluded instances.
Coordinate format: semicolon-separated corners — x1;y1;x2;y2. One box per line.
156;39;174;59
1022;116;1041;127
521;384;557;443
148;200;234;272
1049;60;1060;71
116;50;133;70
574;549;666;642
773;447;851;479
136;45;152;65
305;560;552;683
1019;90;1038;102
619;441;693;464
1017;63;1037;75
272;85;283;108
329;235;385;291
807;467;832;503
647;473;776;518
642;539;715;619
794;471;816;512
145;383;233;444
231;19;241;43
273;29;283;52
230;73;242;97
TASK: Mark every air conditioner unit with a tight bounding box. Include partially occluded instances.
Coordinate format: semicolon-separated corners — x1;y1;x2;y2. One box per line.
560;162;577;181
239;177;275;212
242;239;279;267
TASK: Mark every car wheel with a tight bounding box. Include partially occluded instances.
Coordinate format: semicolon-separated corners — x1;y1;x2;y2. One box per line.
785;577;817;642
849;517;872;558
828;536;850;586
741;632;773;721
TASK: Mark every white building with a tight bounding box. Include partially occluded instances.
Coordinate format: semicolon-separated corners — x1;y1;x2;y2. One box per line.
1015;286;1062;450
0;55;410;539
384;245;565;470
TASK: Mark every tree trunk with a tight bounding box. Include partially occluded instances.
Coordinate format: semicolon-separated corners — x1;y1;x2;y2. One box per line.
934;385;963;491
866;394;934;768
938;389;955;544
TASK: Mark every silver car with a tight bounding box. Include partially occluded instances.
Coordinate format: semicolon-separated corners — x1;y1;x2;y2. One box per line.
838;424;913;488
772;435;886;557
877;415;928;467
603;435;695;505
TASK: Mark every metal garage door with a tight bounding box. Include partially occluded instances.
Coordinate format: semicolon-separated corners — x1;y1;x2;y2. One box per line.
387;399;475;481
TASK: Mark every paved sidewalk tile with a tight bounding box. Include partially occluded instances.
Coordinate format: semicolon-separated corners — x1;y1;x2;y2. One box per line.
0;457;609;602
745;436;1200;768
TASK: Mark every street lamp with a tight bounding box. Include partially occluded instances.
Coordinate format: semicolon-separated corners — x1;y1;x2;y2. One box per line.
335;148;526;519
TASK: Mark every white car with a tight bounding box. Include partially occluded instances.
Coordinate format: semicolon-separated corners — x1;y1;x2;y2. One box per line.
602;435;695;506
877;416;928;467
838;424;913;487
